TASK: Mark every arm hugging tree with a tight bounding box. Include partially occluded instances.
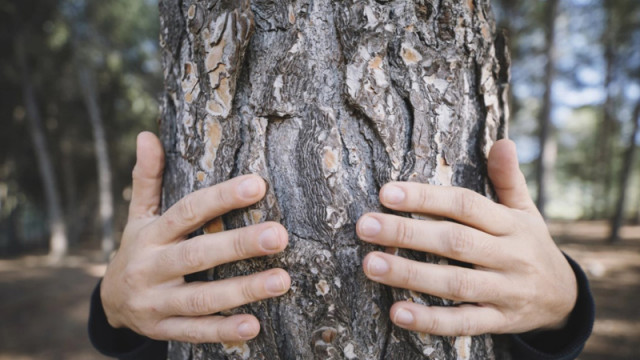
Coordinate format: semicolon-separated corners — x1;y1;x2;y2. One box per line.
158;0;510;358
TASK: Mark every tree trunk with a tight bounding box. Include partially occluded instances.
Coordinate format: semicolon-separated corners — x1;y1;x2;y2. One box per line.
15;34;68;260
159;1;510;359
61;136;81;244
78;67;116;258
534;0;558;219
593;11;617;219
609;102;640;242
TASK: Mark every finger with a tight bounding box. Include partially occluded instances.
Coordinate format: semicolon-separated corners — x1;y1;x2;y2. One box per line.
488;140;536;212
379;182;511;235
154;314;261;343
129;132;165;220
362;252;502;303
356;214;505;268
157;222;288;278
161;269;291;317
389;302;506;336
149;174;267;242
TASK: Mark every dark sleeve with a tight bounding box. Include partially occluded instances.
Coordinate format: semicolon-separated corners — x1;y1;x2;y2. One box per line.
509;255;595;360
88;280;167;360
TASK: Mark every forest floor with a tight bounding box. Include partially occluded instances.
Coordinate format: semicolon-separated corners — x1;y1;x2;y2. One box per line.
0;221;638;360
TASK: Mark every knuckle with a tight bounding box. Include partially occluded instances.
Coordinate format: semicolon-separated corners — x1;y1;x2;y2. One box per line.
232;231;250;259
395;220;414;248
422;314;440;334
401;263;419;288
131;166;142;182
145;326;165;341
178;242;205;270
177;195;198;225
140;324;157;339
126;296;148;315
417;186;430;210
156;247;176;269
460;315;477;336
138;318;164;339
183;326;203;344
515;254;537;275
450;270;474;300
131;227;149;244
122;263;147;289
187;288;213;314
447;226;473;258
457;190;479;219
521;282;539;305
241;277;260;303
501;213;520;234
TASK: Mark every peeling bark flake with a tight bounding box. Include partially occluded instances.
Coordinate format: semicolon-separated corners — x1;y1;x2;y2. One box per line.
160;0;509;358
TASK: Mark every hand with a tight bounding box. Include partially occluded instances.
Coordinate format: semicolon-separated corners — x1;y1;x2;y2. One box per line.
356;139;577;336
100;132;291;344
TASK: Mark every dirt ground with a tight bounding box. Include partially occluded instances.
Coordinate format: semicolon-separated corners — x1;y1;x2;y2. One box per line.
0;221;638;359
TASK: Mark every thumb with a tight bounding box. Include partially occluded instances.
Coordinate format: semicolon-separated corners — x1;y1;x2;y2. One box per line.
128;132;165;220
488;140;536;212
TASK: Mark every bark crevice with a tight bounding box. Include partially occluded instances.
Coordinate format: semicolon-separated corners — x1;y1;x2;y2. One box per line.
161;0;508;358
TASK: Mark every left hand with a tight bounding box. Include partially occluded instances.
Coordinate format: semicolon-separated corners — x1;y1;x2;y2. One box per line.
356;139;577;336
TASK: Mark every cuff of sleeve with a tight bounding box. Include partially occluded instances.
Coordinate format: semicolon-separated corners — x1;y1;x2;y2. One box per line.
509;254;595;360
88;280;167;359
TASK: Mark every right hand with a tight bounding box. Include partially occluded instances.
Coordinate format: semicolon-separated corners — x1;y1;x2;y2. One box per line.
100;132;291;344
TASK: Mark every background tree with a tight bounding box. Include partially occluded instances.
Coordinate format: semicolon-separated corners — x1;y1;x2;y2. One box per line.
0;0;161;255
10;2;69;260
610;102;640;242
534;0;559;218
159;0;509;358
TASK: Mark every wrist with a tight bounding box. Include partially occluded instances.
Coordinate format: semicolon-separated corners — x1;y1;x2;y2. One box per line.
99;277;124;329
510;254;594;359
540;255;579;331
540;313;570;331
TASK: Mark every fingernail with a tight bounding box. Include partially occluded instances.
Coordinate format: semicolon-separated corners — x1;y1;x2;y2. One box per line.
382;185;405;204
394;308;414;325
238;177;262;199
265;274;287;294
237;322;258;339
367;256;389;276
359;216;382;237
259;228;281;251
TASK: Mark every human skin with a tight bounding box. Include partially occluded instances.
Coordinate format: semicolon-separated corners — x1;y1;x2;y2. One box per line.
100;131;577;343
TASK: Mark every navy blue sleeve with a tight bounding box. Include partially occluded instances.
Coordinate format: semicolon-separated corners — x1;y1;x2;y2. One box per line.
509;255;595;360
88;280;167;360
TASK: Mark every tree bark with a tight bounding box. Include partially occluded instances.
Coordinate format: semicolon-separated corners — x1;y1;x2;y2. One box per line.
534;0;558;219
15;33;68;260
609;102;640;242
159;0;509;359
78;67;116;258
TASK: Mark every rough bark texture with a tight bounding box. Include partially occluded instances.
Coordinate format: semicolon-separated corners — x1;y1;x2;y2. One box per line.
159;0;509;359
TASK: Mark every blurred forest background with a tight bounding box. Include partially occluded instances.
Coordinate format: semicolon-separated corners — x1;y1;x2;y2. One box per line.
0;0;638;359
